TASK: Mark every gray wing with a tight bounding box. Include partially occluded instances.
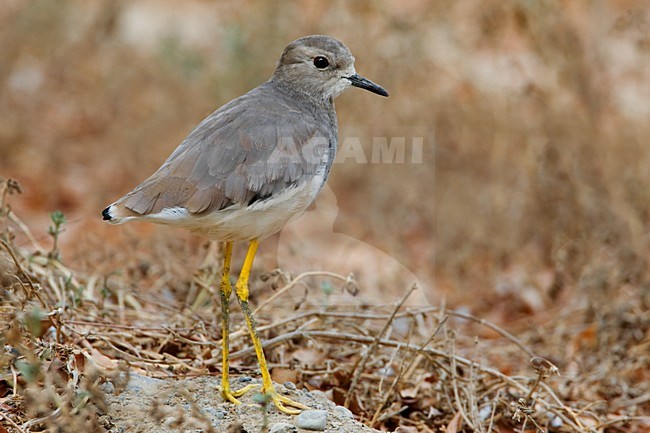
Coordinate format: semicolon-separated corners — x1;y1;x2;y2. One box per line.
118;84;331;216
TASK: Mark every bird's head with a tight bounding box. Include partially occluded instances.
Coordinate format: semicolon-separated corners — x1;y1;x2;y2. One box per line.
272;35;389;103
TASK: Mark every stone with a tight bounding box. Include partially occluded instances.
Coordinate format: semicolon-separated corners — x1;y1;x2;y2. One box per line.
269;422;298;433
296;409;328;431
333;405;354;419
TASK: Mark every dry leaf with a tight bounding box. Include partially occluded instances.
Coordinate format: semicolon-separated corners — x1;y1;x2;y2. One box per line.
271;367;299;385
81;347;118;370
446;412;461;433
290;348;326;365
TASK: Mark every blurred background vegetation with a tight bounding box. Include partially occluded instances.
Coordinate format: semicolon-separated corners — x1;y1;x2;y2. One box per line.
1;1;649;431
0;0;649;315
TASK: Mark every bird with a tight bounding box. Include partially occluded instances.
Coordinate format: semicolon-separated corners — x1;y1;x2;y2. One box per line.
102;35;388;414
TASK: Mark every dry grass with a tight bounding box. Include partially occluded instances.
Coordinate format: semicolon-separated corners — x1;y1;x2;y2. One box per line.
1;0;649;432
1;180;648;431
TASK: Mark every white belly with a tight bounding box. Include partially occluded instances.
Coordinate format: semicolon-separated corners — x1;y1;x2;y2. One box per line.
137;170;326;241
107;152;330;242
188;181;316;241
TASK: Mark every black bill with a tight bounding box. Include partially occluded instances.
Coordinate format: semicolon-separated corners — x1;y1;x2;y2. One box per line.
346;74;389;97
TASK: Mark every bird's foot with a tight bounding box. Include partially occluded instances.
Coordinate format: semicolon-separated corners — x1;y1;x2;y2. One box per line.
267;390;310;415
219;383;260;405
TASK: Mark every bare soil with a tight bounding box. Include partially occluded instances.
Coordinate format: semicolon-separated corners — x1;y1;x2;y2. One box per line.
102;374;376;433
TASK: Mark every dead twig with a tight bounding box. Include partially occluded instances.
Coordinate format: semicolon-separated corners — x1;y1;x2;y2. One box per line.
344;283;418;408
0;410;27;433
448;330;473;430
305;330;584;432
0;238;47;309
253;270;351;315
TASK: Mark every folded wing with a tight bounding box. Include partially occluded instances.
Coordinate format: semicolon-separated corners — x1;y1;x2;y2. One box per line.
115;84;330;217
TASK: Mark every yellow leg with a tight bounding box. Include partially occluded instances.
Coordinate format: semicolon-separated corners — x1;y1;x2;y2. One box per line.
234;239;309;414
218;241;258;404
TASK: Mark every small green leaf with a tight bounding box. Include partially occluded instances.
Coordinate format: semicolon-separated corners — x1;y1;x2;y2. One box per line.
252;392;271;405
50;210;66;226
22;307;45;337
321;280;334;296
15;359;41;383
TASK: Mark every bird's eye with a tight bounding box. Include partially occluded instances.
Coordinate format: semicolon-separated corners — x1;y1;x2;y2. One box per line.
313;56;330;69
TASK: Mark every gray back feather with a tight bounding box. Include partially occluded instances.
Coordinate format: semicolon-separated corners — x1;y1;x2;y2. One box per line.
119;82;337;216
